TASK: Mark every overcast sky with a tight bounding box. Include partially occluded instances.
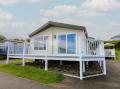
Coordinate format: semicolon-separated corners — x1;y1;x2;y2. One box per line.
0;0;120;40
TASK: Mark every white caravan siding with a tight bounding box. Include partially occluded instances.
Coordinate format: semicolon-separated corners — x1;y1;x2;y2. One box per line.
30;26;86;55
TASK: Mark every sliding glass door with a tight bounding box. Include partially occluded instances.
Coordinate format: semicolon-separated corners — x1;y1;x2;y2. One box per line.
58;35;66;53
58;33;77;54
67;34;76;54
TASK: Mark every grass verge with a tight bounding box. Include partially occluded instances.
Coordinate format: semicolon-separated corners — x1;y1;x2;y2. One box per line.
0;64;64;84
116;49;120;61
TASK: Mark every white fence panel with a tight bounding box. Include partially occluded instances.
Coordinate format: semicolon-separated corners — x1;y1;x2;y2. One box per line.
82;39;105;57
105;49;115;58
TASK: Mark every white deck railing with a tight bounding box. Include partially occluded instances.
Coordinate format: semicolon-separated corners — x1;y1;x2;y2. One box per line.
8;42;30;55
7;39;105;57
105;48;115;58
0;43;7;55
81;39;105;57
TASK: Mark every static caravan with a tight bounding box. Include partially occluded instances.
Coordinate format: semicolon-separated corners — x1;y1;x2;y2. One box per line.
6;21;106;80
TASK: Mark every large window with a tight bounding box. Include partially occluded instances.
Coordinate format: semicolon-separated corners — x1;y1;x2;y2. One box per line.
34;36;48;50
58;33;77;54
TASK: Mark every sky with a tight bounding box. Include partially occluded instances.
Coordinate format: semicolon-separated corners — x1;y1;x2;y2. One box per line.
0;0;120;40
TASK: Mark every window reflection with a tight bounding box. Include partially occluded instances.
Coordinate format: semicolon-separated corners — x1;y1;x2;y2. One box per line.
58;34;76;54
58;35;66;53
67;34;76;54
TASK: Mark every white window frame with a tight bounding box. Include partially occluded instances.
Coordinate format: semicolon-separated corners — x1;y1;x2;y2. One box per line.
34;35;48;50
57;33;78;54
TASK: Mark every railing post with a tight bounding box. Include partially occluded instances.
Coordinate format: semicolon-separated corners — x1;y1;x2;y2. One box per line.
22;42;26;66
100;41;106;75
113;48;116;60
6;42;9;64
60;61;63;65
45;40;48;71
100;41;105;56
103;59;106;75
99;61;102;67
80;60;83;80
79;38;83;80
83;61;85;72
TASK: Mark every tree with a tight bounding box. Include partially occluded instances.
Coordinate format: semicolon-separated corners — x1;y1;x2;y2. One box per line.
0;35;7;42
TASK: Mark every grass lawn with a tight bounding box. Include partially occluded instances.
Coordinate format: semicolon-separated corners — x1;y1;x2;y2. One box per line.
116;49;120;61
0;61;64;84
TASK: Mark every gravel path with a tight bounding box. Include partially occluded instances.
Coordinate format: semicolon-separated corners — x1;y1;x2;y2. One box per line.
0;72;56;89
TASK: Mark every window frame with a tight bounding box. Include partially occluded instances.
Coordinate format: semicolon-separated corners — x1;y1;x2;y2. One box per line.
34;35;48;50
57;33;77;54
